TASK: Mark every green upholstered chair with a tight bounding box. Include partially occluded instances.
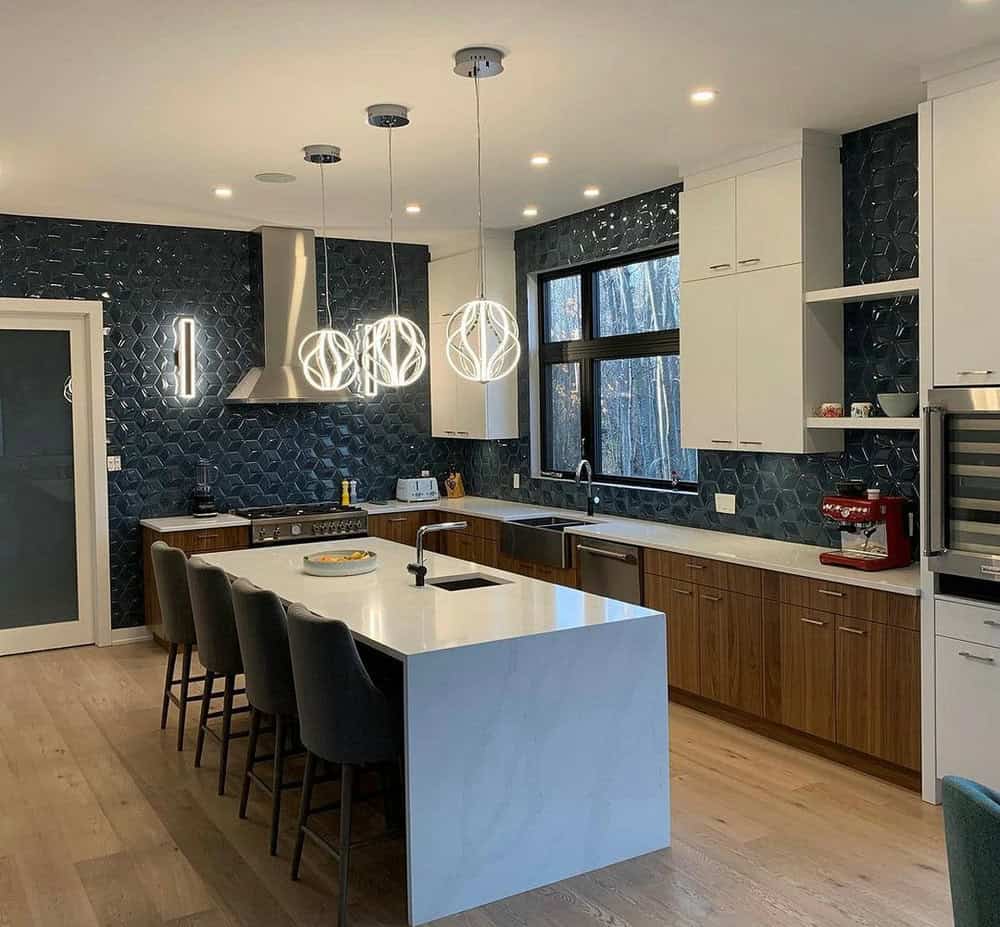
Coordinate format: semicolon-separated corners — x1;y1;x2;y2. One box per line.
942;776;1000;927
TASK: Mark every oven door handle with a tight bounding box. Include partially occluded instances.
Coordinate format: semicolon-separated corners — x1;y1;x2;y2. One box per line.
923;404;945;558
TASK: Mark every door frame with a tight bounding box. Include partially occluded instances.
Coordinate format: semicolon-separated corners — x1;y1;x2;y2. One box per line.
0;298;111;651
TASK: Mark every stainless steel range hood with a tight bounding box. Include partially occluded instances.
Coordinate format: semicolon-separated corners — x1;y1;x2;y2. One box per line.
227;225;353;404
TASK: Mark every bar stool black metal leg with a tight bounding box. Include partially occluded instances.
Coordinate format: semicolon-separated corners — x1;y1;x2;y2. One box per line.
176;644;193;751
161;642;178;730
291;751;316;881
337;763;355;927
218;675;235;796
239;707;261;820
269;714;286;856
195;670;215;768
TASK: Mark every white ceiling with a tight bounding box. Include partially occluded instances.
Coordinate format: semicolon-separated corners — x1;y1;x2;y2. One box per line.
2;0;999;252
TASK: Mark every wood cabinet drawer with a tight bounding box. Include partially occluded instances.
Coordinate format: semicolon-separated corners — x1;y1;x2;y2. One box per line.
780;575;918;630
666;553;762;596
936;596;1000;649
936;636;1000;789
161;526;249;554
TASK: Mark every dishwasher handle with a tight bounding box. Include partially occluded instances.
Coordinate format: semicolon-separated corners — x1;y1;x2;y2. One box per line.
577;543;637;564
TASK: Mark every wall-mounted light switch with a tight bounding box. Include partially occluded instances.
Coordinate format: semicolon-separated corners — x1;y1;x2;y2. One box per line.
107;455;122;472
513;473;521;489
715;492;736;515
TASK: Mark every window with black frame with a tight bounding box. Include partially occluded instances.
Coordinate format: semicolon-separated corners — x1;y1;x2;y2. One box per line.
538;247;697;490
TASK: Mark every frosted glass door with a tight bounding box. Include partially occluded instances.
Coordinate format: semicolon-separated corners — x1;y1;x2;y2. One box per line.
0;314;94;653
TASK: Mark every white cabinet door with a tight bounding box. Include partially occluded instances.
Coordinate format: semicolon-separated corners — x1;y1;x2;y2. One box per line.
933;78;1000;386
680;275;738;449
430;318;458;437
680;178;736;283
936;636;1000;791
737;160;802;273
737;264;805;453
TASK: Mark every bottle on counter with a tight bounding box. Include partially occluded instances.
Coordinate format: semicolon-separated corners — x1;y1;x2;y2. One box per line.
341;479;351;506
349;480;358;504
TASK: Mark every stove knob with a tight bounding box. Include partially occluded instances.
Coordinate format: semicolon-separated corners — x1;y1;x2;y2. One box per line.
291;524;302;536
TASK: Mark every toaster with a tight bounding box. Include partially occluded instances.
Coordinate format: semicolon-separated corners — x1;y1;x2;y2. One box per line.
396;477;440;502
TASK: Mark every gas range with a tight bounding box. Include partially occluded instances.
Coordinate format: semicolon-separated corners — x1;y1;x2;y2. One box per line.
234;502;368;547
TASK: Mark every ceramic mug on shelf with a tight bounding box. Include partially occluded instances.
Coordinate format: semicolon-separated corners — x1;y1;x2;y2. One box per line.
850;402;875;418
819;402;844;418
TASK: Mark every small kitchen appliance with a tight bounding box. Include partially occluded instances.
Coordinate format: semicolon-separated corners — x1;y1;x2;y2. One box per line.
819;493;911;571
235;502;368;546
396;477;439;503
191;458;220;518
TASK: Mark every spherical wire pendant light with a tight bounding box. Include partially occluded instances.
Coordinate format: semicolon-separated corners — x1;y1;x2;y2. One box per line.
446;47;521;384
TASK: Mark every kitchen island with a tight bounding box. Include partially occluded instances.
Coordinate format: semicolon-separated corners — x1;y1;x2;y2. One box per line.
199;537;670;925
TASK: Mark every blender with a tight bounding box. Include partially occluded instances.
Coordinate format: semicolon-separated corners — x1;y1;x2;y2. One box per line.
191;458;220;518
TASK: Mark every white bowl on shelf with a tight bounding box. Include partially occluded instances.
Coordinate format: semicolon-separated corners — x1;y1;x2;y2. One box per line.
302;550;378;577
876;392;918;417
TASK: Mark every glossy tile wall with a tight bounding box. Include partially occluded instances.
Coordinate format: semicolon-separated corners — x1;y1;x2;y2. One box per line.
462;114;920;548
0;216;455;628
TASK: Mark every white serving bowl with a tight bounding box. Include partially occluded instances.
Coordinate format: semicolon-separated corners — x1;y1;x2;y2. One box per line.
302;550;378;577
877;392;918;417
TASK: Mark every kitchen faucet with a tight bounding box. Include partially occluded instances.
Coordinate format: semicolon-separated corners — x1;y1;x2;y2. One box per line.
575;459;600;517
407;521;468;587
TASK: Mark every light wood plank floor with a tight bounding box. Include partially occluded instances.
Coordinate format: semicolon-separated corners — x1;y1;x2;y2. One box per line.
0;642;951;927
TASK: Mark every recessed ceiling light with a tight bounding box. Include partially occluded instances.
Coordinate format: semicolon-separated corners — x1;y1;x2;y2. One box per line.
530;154;550;167
690;88;718;105
405;203;422;214
583;187;600;198
214;186;233;199
522;206;539;218
255;172;296;184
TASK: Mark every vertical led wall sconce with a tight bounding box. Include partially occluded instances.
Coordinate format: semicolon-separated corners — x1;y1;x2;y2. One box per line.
175;316;197;399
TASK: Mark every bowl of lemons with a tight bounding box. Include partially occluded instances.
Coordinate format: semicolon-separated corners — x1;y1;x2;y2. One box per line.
302;549;378;577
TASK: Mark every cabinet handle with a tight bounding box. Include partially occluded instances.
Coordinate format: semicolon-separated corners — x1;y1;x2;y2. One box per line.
685;563;706;570
710;439;733;444
577;544;635;563
388;517;408;523
456;431;470;435
738;258;761;265
838;625;867;636
700;593;722;602
739;440;764;446
956;370;994;376
981;566;1000;577
800;617;827;626
672;587;693;596
959;651;996;664
708;263;732;270
984;619;1000;628
197;534;219;543
817;588;844;598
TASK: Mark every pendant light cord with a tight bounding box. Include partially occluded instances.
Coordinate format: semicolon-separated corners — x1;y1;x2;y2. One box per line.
319;161;331;329
388;127;401;316
474;69;486;299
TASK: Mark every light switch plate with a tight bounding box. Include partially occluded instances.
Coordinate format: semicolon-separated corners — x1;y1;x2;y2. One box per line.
715;492;736;515
513;473;521;489
107;455;122;472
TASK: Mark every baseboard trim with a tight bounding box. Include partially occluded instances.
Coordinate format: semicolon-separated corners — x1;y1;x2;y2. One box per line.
107;626;153;646
669;687;921;793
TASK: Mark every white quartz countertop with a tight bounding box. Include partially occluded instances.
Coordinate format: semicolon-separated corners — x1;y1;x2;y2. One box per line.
140;513;250;532
361;496;921;596
197;538;662;659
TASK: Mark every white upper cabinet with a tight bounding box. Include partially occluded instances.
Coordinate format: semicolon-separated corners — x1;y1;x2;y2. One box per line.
929;77;1000;386
428;239;518;440
680;178;736;282
736;160;803;273
679;132;844;454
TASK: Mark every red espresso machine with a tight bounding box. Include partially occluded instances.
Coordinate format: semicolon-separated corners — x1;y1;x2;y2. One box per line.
819;491;912;571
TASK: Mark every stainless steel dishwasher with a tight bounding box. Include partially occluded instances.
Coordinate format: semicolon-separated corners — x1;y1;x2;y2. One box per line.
576;537;642;604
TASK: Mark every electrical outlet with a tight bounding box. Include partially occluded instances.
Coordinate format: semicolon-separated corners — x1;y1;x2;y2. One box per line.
106;455;122;472
715;492;736;515
513;473;521;489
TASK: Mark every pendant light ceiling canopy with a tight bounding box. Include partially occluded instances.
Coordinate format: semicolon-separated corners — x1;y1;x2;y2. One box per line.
446;46;521;384
297;144;359;393
361;103;427;390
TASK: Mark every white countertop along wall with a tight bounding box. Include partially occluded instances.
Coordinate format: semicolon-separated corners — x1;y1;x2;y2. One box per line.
140;513;251;532
362;496;921;596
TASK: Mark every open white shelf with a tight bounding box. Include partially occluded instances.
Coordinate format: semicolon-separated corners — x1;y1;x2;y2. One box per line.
806;416;919;431
804;279;921;305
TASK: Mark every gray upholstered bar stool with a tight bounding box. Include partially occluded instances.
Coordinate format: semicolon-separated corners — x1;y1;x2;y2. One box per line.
186;557;249;795
151;540;209;751
232;578;302;855
286;604;403;927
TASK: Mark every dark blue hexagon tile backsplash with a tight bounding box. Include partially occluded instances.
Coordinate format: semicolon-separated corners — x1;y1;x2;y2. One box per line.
461;114;920;549
0;217;463;628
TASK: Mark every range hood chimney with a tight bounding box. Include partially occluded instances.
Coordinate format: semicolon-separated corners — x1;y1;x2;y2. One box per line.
227;226;353;404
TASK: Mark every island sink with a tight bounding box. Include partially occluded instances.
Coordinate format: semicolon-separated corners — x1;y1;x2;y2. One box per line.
427;573;509;591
